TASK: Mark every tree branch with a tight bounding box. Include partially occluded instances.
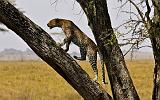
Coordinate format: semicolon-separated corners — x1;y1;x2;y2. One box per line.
128;0;146;24
145;0;151;23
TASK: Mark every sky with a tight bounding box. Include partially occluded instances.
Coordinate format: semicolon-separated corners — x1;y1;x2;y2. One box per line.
0;0;152;52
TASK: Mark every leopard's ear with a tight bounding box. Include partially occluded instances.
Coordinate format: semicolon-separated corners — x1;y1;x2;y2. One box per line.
55;18;60;24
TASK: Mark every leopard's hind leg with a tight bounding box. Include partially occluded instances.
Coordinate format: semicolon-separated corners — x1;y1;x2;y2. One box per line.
74;47;87;60
88;54;98;82
98;51;107;84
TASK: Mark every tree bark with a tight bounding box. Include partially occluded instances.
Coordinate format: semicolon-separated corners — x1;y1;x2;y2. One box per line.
0;0;112;100
151;2;160;99
148;21;160;100
76;0;139;99
151;36;160;100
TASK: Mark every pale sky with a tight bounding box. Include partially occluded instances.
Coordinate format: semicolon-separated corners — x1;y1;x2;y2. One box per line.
0;0;152;52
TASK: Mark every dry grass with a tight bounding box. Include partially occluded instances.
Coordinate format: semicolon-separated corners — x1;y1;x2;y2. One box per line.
126;60;154;100
0;60;154;100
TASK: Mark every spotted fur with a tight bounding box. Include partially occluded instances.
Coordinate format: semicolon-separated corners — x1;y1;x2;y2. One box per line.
47;18;106;84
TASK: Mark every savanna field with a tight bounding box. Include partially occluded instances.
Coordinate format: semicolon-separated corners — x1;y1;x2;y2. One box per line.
0;60;154;100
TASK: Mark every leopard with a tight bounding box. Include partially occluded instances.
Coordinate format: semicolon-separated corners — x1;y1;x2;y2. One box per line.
47;18;106;84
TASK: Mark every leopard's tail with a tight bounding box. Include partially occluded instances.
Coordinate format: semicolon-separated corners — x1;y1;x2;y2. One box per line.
98;51;107;84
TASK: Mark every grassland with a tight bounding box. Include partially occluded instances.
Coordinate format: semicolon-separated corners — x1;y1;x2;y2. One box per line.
0;60;154;100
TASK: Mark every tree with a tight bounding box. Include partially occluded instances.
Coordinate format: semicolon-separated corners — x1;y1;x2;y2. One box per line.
116;0;160;99
75;0;139;99
0;0;112;100
150;1;160;99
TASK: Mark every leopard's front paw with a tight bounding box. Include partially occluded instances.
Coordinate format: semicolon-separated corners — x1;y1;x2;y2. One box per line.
64;48;69;52
73;56;78;59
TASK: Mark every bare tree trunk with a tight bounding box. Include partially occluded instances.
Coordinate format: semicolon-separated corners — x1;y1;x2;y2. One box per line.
151;36;160;100
0;0;112;100
149;1;160;99
151;3;160;99
76;0;139;99
148;22;160;100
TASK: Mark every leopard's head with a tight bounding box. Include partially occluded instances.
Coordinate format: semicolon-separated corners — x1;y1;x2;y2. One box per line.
47;18;60;29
